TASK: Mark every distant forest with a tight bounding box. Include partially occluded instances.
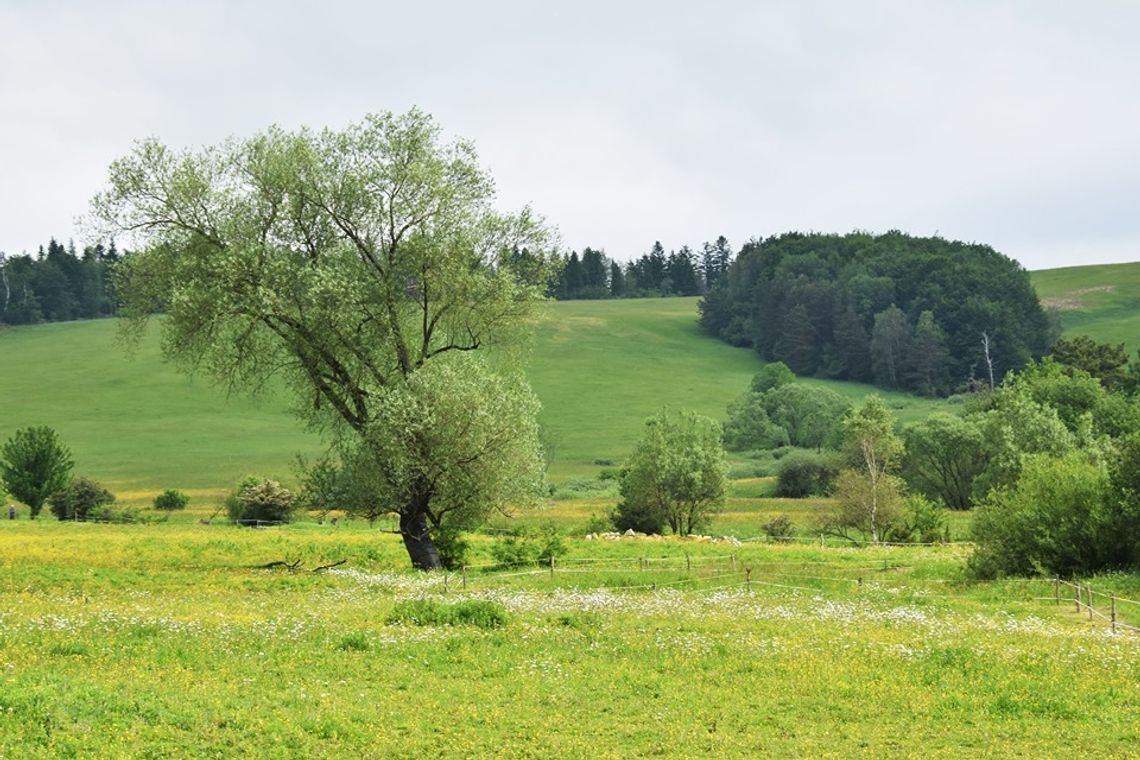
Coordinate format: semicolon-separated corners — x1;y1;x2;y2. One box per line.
2;232;1055;401
548;236;733;299
0;239;119;325
698;231;1054;396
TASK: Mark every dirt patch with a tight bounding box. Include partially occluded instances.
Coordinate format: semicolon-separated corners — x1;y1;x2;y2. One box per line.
1040;285;1116;311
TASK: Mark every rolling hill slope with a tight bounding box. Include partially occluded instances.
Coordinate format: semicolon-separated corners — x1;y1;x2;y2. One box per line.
4;258;1137;496
1030;260;1140;350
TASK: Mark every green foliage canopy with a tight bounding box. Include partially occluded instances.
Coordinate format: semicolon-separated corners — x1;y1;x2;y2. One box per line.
0;426;73;518
93;110;554;568
699;231;1050;395
616;408;728;536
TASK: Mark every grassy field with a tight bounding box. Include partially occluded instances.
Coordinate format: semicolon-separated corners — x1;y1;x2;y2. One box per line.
0;259;1136;498
0;298;952;498
0;519;1136;758
529;298;952;478
1031;260;1140;350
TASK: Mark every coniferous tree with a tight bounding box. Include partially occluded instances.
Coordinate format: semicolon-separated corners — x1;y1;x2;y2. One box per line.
609;261;625;297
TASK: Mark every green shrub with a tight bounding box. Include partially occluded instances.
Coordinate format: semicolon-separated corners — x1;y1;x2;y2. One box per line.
970;453;1124;578
226;477;296;525
762;515;795;541
582;512;613;534
488;525;568;567
335;632;370;651
153;489;189;511
611;498;665;534
386;599;507;628
489;532;536;568
885;494;949;544
774;451;839;498
431;526;470;571
48;477;115;521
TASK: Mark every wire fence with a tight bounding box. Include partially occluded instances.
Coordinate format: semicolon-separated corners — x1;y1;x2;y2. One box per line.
415;553;1140;637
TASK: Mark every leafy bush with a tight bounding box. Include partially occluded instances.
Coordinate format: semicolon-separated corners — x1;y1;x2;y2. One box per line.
762;515;795;541
488;525;568;568
226;477;296;525
582;512;614;534
48;477;115;521
774;451;839;497
431;526;469;571
970;453;1126;578
884;494;949;544
153;489;189;511
386;599;507;628
611;498;665;534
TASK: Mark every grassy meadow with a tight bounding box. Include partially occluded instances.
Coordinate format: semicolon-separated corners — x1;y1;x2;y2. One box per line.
1031;260;1140;350
1;263;1139;757
1;520;1137;758
0;297;953;498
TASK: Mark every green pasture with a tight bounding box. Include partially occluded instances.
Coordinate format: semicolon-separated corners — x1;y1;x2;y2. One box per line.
529;298;952;478
1031;260;1140;350
1;297;952;498
0;520;1136;759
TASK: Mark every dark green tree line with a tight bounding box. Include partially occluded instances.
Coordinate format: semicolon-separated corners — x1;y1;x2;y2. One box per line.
698;231;1051;396
0;238;119;325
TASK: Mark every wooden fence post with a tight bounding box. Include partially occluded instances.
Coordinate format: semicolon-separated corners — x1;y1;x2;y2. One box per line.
1074;583;1081;614
443;573;449;594
549;556;555;579
1087;585;1094;621
1111;594;1117;633
1054;577;1060;606
686;554;691;573
731;554;737;572
462;565;467;590
745;567;752;591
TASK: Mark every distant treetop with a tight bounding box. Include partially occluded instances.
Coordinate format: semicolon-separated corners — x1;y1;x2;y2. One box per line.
698;231;1051;396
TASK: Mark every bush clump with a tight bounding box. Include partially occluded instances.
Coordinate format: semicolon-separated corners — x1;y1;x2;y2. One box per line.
386;599;507;628
762;514;795;541
153;489;190;511
489;525;567;568
226;477;296;525
48;477;115;521
774;450;839;498
431;526;470;571
969;453;1132;578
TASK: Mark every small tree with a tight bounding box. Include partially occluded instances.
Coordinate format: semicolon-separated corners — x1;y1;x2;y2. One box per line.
824;469;906;543
48;477;115;521
0;426;73;519
830;396;905;543
902;413;989;509
153;489;190;511
227;477;296;525
617;408;728;536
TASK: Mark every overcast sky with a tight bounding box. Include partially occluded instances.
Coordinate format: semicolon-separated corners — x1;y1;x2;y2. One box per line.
2;1;1139;270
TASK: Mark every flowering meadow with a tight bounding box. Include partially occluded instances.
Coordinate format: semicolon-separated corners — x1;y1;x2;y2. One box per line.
0;520;1137;758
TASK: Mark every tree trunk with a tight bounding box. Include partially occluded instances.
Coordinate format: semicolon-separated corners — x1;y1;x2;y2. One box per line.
399;509;442;570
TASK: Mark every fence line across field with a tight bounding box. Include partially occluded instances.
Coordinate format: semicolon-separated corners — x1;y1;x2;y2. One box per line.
443;560;1140;636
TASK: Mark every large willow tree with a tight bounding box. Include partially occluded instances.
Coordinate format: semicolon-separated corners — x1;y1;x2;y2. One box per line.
92;110;554;568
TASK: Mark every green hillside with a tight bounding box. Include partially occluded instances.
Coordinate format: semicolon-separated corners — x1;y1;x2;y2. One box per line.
0;298;952;496
1031;260;1140;350
528;298;950;476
